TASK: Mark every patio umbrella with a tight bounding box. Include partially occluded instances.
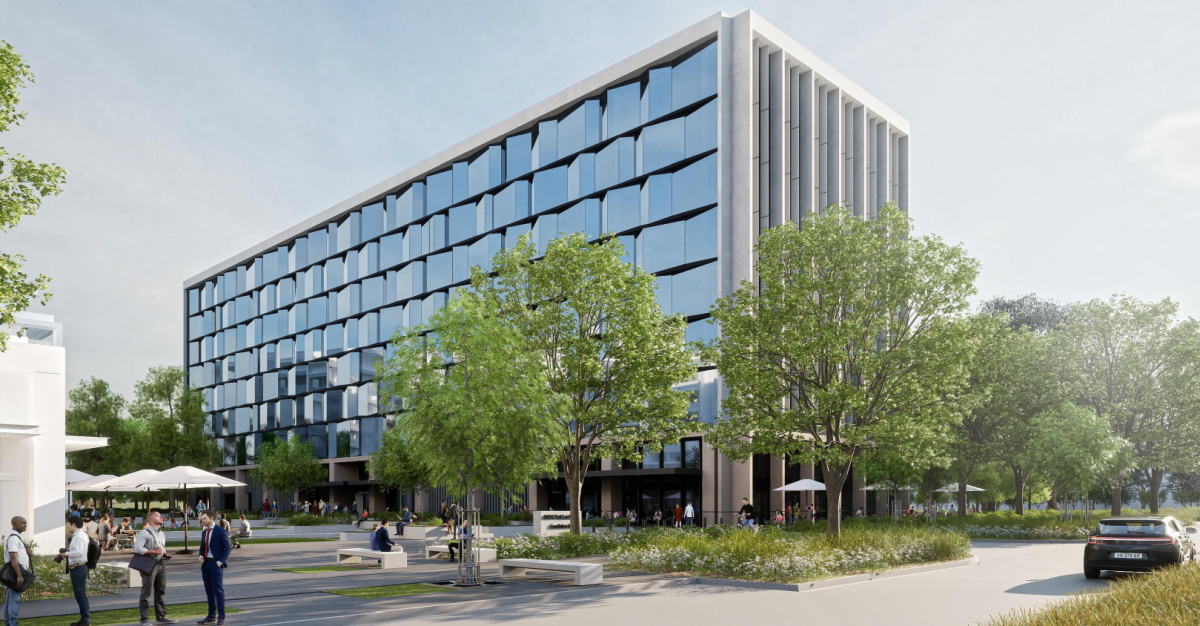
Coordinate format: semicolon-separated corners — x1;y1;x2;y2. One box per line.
935;484;986;492
66;474;119;514
90;470;163;518
65;469;94;486
134;467;245;554
774;479;826;491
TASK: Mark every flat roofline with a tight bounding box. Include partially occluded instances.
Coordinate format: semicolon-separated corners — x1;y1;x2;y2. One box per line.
184;9;909;289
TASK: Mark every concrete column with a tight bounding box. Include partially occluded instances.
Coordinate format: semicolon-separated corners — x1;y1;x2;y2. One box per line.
851;105;866;217
729;455;753;517
768;49;785;228
898;135;909;214
234;468;249;511
825;88;841;207
877;120;891;210
769;455;785;514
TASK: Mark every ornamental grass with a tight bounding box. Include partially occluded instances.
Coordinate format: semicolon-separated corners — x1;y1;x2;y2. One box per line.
985;564;1200;626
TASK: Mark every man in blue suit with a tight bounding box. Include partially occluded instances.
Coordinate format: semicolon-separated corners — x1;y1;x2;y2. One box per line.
369;524;395;552
196;513;231;626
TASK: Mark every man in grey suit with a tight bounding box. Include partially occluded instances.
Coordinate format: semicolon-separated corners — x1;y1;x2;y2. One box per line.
134;511;179;626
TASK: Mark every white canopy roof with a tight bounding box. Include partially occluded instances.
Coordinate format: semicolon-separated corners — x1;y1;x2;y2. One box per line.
774;479;826;492
134;466;245;490
66;474;117;491
64;469;94;486
936;484;986;493
88;469;163;491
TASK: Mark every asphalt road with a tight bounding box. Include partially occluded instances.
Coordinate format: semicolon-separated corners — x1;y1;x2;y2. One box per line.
388;541;1114;626
24;538;1128;626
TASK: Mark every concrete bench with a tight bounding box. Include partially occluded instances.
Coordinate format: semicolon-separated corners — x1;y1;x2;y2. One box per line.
97;561;141;588
335;547;407;569
498;558;602;585
338;530;374;541
424;545;497;562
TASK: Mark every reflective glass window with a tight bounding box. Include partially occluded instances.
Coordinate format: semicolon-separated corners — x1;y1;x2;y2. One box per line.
672;154;718;214
469;145;504;196
380;233;403;269
505;223;531;247
685;99;717;157
453;245;470;284
362;202;384;242
188;289;199;315
476;195;493;234
337;212;360;252
506;132;532;181
426;169;453;213
361;416;384;455
308;420;327;455
308;361;328;392
685;208;717;263
672;262;717;317
405;223;422;259
672;41;718;111
640;221;685;274
426;252;453;290
557;199;600;241
642;66;672;123
279;338;294;367
493;180;531;228
325;257;344;290
533;166;568;214
307;228;328;264
595;137;635;191
422;292;446;325
361;347;384;381
568;153;595;201
452;160;469;203
558;103;586;158
189;315;203;340
683;439;702;468
361;241;378;275
308;296;327;329
345;250;359;282
361;276;384;311
605;81;641;139
345;318;359;350
395;183;426;228
686;317;718;344
534;120;557;169
278;277;294;306
448;203;475;245
379;305;404;341
468;233;503;273
604;185;640;234
325;323;344;356
328;389;345;424
533;213;557;255
360;312;378;346
425;214;447;252
641;174;672;224
617;235;635;266
663;442;682;468
639;117;686;175
654;274;672;315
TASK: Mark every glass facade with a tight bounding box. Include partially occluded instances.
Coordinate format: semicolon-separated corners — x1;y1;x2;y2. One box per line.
186;40;720;466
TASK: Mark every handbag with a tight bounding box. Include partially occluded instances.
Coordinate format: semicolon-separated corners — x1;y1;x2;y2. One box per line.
128;553;156;575
0;561;34;593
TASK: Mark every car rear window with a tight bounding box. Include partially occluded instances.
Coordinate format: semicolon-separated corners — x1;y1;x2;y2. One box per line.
1097;520;1165;535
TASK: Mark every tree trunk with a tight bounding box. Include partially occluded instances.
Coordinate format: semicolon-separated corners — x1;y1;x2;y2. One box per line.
822;460;851;537
1012;468;1025;515
1111;477;1123;516
1149;468;1165;514
566;474;584;534
1047;483;1059;510
957;482;968;517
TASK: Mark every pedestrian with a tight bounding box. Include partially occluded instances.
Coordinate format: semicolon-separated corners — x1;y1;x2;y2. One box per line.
134;511;178;626
807;503;816;523
4;516;32;626
59;517;92;626
395;507;411;537
440;502;452;536
738;498;756;529
369;524;394;553
197;513;231;626
673;503;683;528
99;515;114;550
270;501;277;521
785;504;793;525
653;508;663;527
684;501;695;526
260;500;270;521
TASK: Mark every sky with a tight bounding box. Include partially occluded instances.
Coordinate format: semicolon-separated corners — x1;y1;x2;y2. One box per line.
2;0;1199;399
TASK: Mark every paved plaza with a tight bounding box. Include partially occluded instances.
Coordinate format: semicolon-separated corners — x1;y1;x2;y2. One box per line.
20;533;1122;626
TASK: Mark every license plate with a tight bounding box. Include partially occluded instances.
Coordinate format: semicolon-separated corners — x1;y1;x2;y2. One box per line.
1112;552;1145;559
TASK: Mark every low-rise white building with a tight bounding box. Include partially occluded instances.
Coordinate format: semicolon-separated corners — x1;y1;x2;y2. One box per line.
0;312;106;553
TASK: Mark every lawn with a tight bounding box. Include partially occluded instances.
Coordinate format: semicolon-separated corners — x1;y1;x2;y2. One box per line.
275;565;364;573
19;603;243;626
166;537;336;547
985;564;1200;625
323;584;451;599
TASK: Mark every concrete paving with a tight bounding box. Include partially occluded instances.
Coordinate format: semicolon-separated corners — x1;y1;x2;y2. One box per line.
22;538;1120;626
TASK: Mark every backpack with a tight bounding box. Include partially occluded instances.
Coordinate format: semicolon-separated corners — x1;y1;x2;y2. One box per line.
86;537;101;570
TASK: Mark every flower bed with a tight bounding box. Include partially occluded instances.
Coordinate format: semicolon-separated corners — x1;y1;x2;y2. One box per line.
607;526;970;583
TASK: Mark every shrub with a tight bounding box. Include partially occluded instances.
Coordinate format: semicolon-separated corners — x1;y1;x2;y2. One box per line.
985;564;1200;626
284;514;338;526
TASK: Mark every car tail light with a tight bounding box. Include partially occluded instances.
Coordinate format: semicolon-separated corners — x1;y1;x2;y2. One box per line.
1088;537;1103;545
1149;537;1177;546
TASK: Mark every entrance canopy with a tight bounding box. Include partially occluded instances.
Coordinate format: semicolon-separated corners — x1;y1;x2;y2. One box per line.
774;479;826;492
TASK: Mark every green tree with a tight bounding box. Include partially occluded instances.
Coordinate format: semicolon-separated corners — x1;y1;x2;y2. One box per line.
1032;403;1130;517
949;314;1012;516
473;233;695;533
65;377;141;476
1057;296;1198;515
0;41;66;350
374;288;561;509
369;428;432;496
129;365;220;471
1166;473;1200;507
250;436;326;503
702;205;981;536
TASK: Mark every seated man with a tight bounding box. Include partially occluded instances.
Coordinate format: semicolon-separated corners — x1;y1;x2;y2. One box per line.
446;521;473;563
369;524;395;553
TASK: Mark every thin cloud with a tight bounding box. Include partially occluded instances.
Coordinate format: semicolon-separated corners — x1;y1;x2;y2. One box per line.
1130;105;1200;188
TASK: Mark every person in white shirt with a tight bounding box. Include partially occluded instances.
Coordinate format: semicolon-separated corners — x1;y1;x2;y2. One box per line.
4;516;32;626
684;502;695;526
133;512;178;626
58;517;90;626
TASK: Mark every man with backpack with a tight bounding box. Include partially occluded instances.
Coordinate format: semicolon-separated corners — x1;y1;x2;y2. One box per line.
4;516;32;626
59;517;93;626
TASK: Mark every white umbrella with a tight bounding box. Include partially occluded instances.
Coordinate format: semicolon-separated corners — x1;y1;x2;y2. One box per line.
774;479;826;492
91;470;164;519
135;467;245;554
66;474;117;491
65;469;94;486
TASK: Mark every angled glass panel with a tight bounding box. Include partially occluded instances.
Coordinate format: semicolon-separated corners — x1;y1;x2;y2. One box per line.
533;213;557;255
421;292;446;326
448;203;476;245
672;154;718;215
426;169;453;213
361;276;385;311
426;252;453;290
685;208;717;263
361;202;384;243
534;119;557;169
640;221;686;274
506;132;532;181
685;99;717;158
568;153;595;201
686;317;718;344
672;262;717;317
603;185;641;234
654;274;673;315
558;103;585;159
452;160;469;203
476;195;493;234
639;116;686;175
493;180;531;228
468;233;503;273
641;66;672;123
641;174;672;224
505;223;531;247
595;137;635;191
452;245;470;284
533;166;568;214
672;41;718;111
395;183;426;228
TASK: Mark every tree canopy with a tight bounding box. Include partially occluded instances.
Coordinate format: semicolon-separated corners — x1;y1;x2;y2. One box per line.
250;435;326;501
0;40;66;350
703;204;981;535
